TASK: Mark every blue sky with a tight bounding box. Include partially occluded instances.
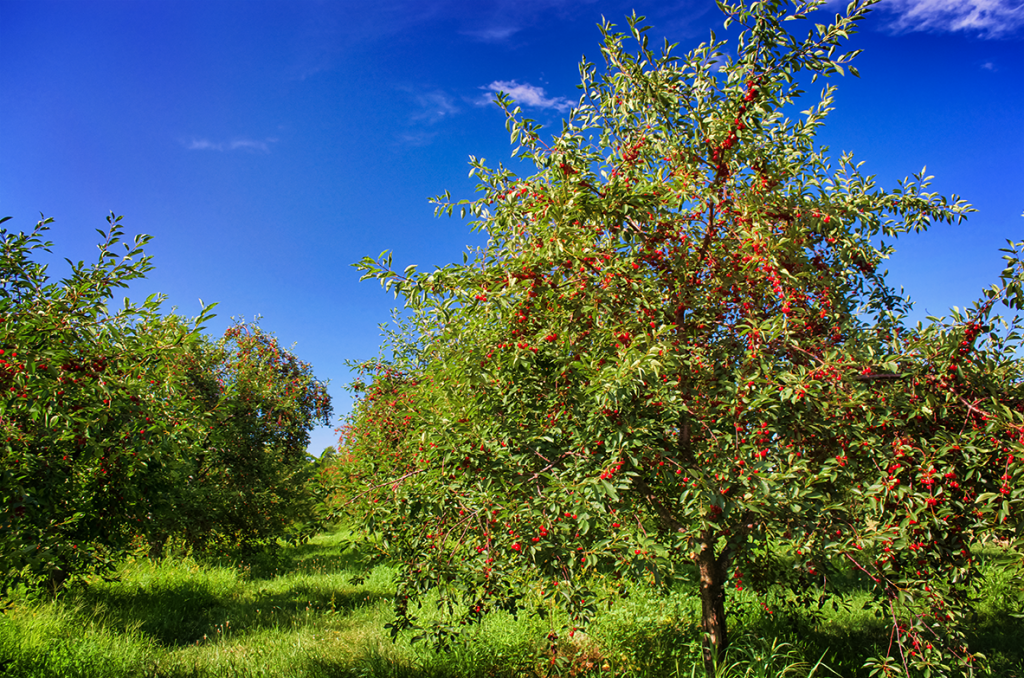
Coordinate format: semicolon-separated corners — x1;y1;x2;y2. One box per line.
2;0;1022;454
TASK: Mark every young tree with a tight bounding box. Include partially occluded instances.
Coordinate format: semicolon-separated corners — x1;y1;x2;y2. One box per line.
0;215;215;590
343;1;1023;675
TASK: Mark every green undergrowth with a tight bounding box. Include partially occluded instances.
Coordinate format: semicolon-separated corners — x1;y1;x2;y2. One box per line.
0;530;1021;678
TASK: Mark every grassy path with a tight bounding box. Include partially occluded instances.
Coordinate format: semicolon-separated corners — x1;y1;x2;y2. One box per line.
1;530;1021;677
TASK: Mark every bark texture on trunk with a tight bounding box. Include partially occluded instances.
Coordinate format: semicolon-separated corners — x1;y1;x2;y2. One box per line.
696;531;728;678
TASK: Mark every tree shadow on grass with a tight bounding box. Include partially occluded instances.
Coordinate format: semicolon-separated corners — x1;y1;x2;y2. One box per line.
736;600;1024;678
748;609;885;676
74;578;388;647
187;534;374;581
965;607;1024;678
300;645;542;678
272;540;371;577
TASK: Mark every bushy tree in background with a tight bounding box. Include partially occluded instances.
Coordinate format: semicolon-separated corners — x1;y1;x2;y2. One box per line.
1;215;333;590
342;1;1023;675
145;320;333;557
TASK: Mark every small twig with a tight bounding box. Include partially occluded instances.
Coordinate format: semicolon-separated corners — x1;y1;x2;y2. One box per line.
851;372;905;382
890;599;911;677
959;396;1024;434
340;468;427;507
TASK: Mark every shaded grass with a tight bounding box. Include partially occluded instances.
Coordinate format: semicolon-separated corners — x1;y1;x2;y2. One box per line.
0;531;391;677
0;531;1021;678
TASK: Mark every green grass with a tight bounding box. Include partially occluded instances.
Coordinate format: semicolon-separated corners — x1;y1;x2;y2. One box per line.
1;532;1021;678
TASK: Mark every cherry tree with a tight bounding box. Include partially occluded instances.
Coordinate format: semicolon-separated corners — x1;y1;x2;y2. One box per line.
341;1;1023;674
1;216;332;590
1;215;215;590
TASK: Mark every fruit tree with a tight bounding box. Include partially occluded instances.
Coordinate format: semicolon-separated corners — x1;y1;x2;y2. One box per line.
0;215;216;590
1;216;332;590
142;320;334;557
341;1;1024;675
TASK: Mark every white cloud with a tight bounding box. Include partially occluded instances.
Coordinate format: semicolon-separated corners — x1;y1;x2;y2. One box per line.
883;0;1024;38
185;138;221;151
479;80;573;112
228;139;275;152
184;137;277;153
392;87;462;146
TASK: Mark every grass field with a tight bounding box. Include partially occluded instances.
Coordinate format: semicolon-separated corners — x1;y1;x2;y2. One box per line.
1;530;1021;678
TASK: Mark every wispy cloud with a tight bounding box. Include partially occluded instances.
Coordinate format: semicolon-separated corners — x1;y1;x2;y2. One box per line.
393;87;461;146
184;137;278;153
455;0;597;43
396;130;440;147
461;25;522;42
409;90;459;124
882;0;1024;38
478;80;573;112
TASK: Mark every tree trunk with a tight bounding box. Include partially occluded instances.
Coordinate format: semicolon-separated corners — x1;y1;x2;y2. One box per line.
148;533;168;560
696;530;728;678
45;565;68;594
